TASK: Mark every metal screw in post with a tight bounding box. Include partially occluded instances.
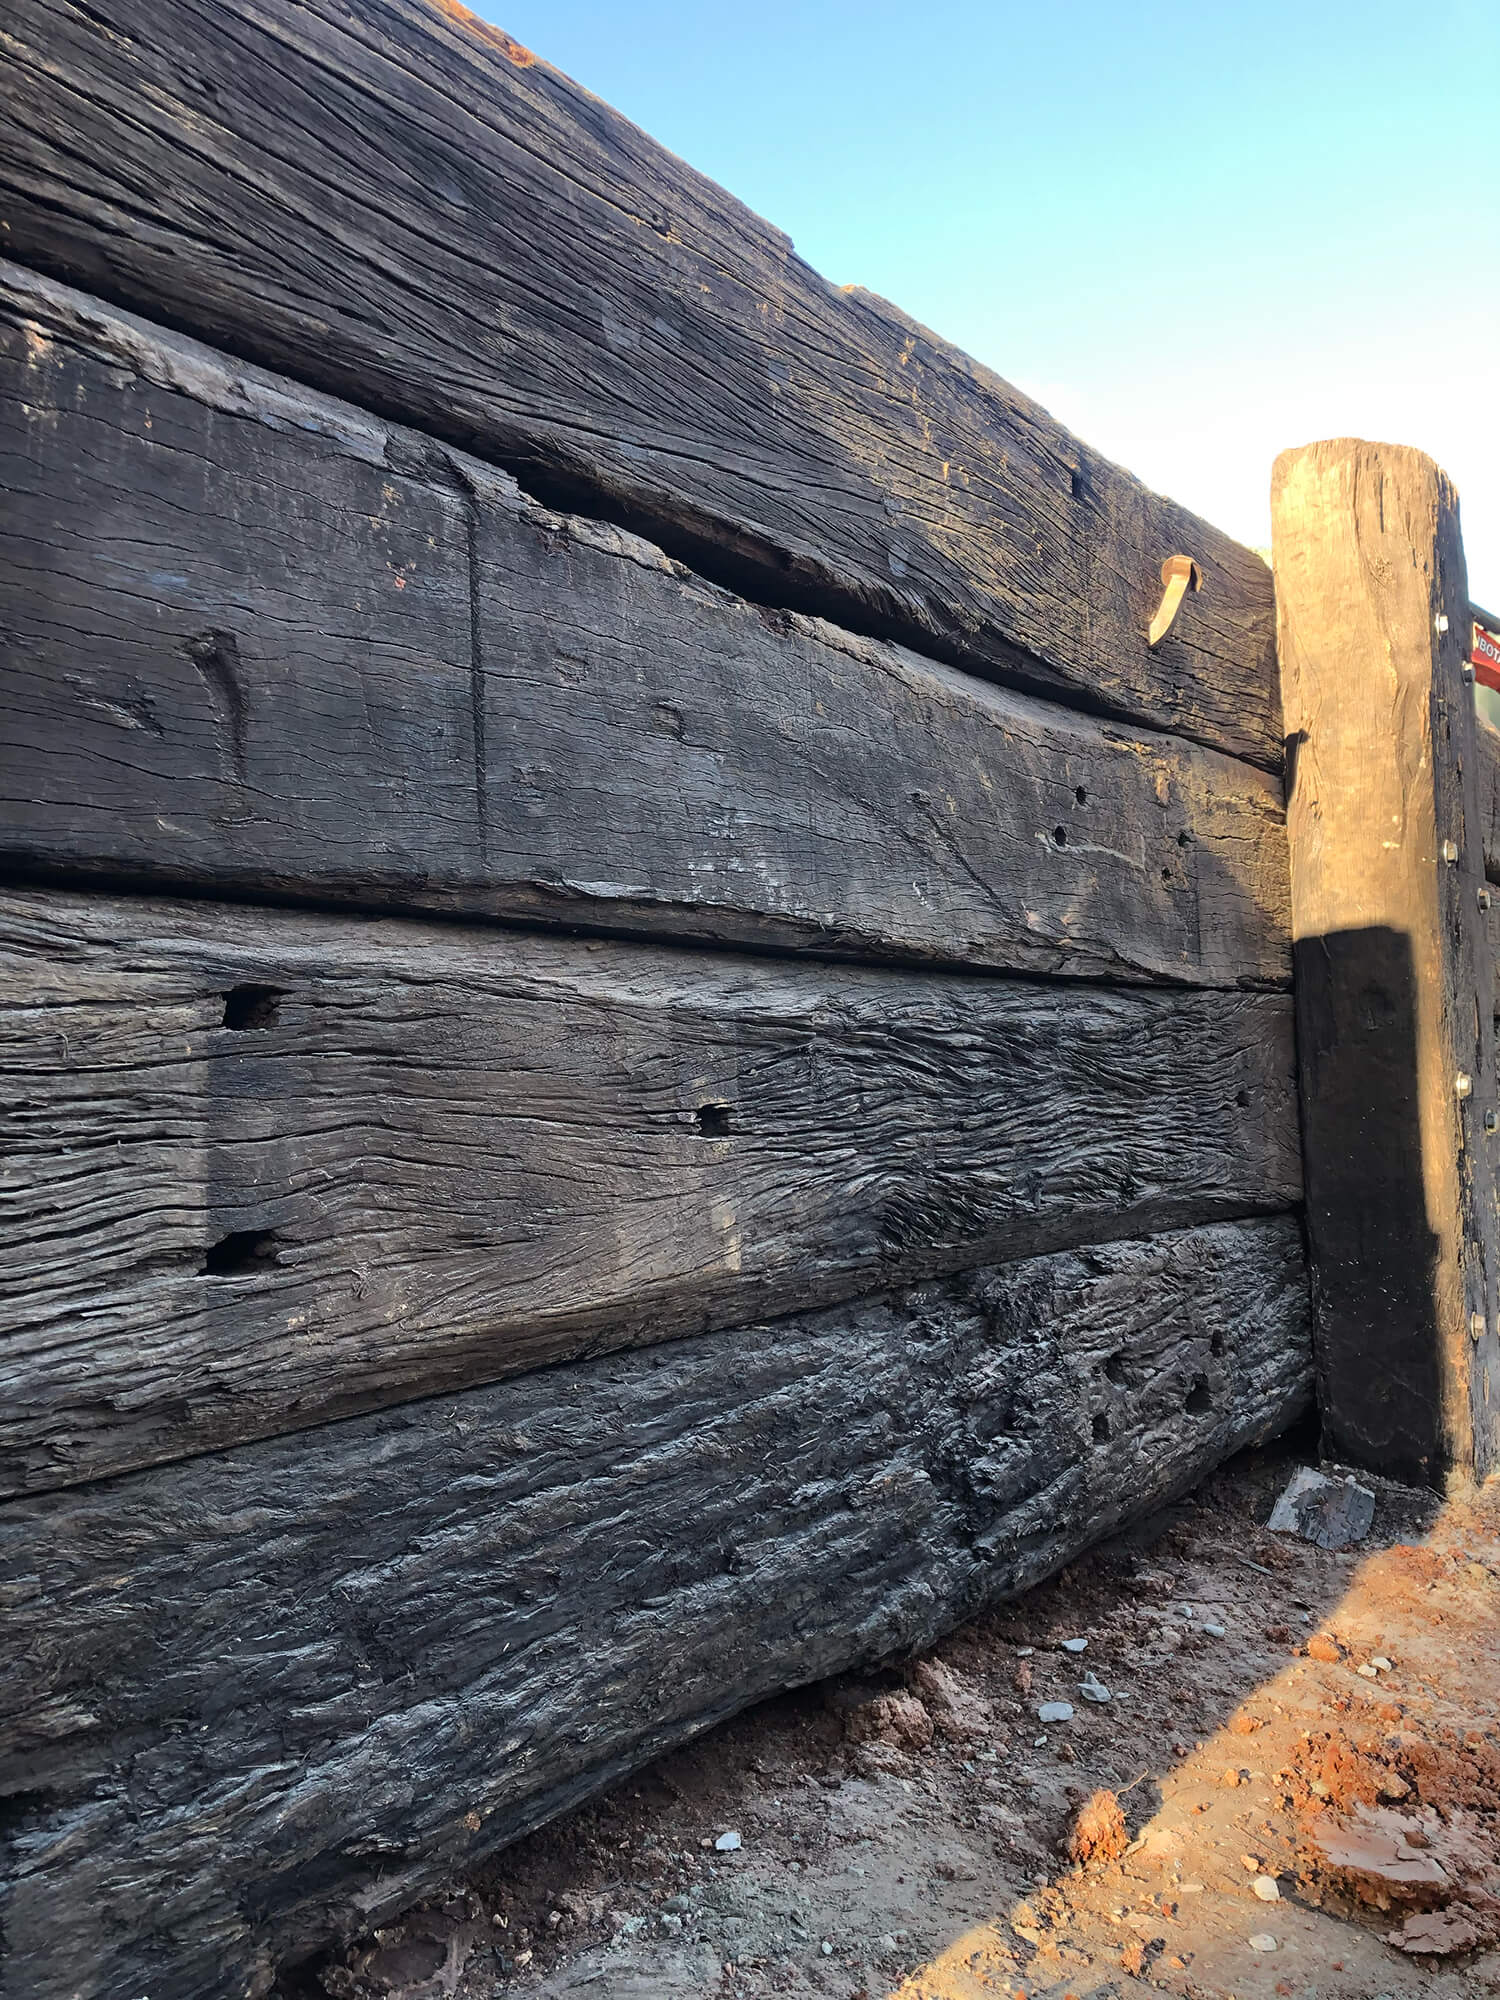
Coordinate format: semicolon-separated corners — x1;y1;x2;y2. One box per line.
1472;1311;1487;1343
1481;888;1493;911
1456;1072;1474;1099
1436;614;1450;634
1442;839;1460;864
1487;1110;1499;1135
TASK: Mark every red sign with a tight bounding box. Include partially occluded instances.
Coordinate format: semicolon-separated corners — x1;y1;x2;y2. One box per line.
1474;619;1500;694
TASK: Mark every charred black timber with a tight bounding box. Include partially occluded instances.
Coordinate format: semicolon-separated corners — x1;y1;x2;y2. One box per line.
0;1217;1312;2000
0;2;1279;763
0;266;1291;985
0;887;1303;1495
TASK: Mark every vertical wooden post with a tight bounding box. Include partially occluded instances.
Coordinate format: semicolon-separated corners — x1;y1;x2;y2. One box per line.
1273;439;1499;1488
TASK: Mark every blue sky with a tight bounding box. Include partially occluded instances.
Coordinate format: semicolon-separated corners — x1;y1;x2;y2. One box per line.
486;0;1498;606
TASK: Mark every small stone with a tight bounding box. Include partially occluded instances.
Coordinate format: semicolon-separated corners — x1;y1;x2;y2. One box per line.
1307;1633;1342;1663
1015;1645;1035;1656
715;1830;742;1852
515;1949;534;1967
1079;1673;1111;1704
1202;1622;1227;1638
1357;1663;1379;1679
1038;1701;1074;1723
1253;1877;1281;1902
1248;1932;1277;1952
1268;1466;1375;1549
1371;1656;1393;1672
1061;1637;1088;1653
660;1913;683;1936
820;1940;834;1956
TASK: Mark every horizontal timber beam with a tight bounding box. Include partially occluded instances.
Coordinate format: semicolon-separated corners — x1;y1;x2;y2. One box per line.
0;2;1280;763
0;887;1303;1495
0;265;1292;986
0;1218;1313;2000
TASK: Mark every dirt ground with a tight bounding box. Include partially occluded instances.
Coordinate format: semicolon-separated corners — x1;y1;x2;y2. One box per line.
283;1432;1500;2000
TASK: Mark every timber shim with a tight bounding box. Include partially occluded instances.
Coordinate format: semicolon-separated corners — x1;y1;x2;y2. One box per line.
0;5;1335;1996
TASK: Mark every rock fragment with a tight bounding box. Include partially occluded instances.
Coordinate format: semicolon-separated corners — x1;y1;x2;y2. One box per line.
844;1690;934;1752
1268;1466;1376;1549
1388;1906;1483;1955
1065;1788;1129;1865
910;1657;992;1740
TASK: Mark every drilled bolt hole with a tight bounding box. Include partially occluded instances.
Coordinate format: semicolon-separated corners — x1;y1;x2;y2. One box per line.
695;1103;733;1138
202;1228;280;1277
1184;1376;1212;1415
1092;1412;1111;1443
222;984;284;1030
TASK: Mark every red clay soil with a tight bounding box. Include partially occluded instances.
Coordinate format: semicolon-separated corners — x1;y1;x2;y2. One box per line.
283;1436;1500;2000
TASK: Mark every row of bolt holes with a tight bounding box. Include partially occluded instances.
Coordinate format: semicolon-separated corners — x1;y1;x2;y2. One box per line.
208;994;1244;1299
1051;793;1193;889
225;985;733;1131
205;989;287;1274
205;989;735;1273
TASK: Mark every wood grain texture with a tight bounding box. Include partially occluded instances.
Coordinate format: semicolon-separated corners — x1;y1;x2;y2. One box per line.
0;0;1280;764
1475;715;1500;885
1273;438;1499;1485
0;1218;1313;2000
0;887;1303;1496
0;266;1293;985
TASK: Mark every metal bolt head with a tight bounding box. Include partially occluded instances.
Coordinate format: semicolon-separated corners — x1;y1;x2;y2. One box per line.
1456;1072;1474;1100
1487;1110;1499;1135
1473;1312;1487;1343
1481;888;1493;911
1442;838;1460;864
1464;663;1477;683
1436;614;1451;634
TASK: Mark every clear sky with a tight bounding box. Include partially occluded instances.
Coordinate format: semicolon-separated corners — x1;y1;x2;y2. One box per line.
485;0;1498;607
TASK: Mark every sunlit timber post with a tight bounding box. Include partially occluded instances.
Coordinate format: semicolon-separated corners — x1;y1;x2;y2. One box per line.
1273;439;1499;1487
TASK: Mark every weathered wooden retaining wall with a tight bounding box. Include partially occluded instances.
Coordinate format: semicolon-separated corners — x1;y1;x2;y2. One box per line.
0;5;1326;1995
